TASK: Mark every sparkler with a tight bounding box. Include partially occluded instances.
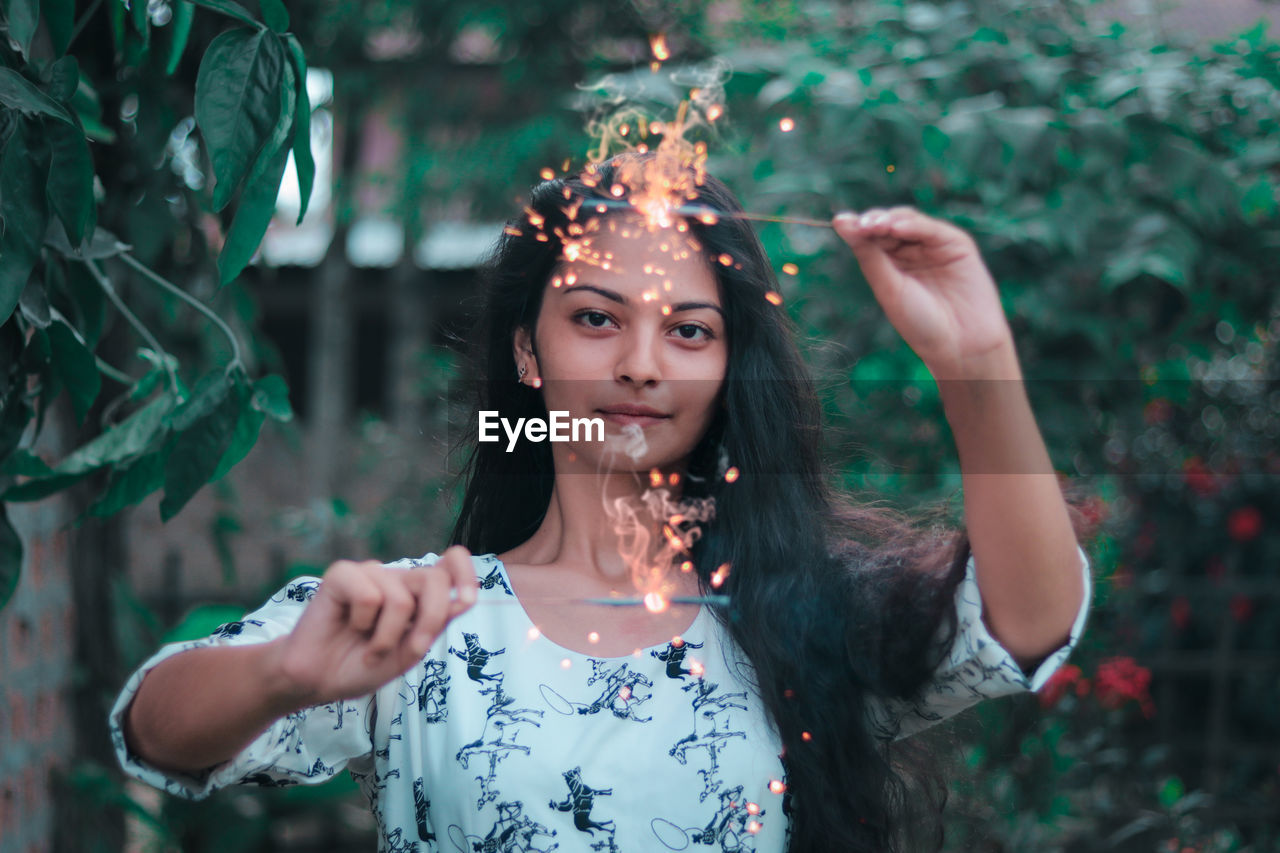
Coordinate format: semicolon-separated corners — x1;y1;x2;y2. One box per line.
455;594;732;608
581;197;834;230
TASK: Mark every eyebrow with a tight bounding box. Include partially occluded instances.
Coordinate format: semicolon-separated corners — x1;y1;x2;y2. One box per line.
562;284;725;319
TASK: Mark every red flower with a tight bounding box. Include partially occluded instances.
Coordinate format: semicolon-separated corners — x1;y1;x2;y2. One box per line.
1093;656;1156;718
1170;596;1191;631
1181;457;1219;497
1037;664;1082;709
1227;507;1264;542
1230;594;1254;623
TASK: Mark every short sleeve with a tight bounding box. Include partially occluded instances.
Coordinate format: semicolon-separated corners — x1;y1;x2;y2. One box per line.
865;544;1093;743
108;576;376;800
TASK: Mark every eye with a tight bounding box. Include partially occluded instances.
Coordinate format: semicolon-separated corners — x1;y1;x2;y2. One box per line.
673;323;714;342
573;310;617;330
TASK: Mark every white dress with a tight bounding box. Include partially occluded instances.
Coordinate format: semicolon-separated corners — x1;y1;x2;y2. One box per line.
108;546;1093;852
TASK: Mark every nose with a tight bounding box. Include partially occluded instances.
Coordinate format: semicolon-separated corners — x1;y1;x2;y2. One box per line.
613;327;662;386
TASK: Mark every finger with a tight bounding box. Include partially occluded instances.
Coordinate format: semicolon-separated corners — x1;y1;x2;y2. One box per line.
364;568;417;662
324;560;384;633
406;567;452;658
833;211;903;292
438;545;478;617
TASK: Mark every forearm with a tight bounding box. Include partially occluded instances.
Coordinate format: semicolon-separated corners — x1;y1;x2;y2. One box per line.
934;341;1085;670
122;638;310;775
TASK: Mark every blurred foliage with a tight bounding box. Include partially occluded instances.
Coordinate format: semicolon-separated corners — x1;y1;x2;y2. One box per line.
1;0;306;610
695;0;1278;848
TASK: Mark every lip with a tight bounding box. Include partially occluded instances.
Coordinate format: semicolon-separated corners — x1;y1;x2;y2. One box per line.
597;405;671;428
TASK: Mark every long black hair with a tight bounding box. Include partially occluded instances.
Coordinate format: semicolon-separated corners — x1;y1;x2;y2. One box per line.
445;152;1094;851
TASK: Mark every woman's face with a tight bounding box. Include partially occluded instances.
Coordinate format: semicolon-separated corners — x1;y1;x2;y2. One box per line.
513;214;728;474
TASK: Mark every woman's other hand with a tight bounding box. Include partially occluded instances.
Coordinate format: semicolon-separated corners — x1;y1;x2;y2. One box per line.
833;207;1017;380
267;545;479;706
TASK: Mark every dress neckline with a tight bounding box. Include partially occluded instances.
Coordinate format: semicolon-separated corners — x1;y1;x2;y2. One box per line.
480;553;710;662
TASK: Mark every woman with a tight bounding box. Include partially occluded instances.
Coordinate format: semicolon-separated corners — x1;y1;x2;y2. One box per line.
111;153;1094;852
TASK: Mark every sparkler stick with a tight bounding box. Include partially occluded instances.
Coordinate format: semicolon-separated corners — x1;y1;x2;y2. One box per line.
582;197;834;229
460;594;732;607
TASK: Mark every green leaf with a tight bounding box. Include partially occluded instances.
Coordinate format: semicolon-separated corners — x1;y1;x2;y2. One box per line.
44;0;76;56
1;450;53;479
47;320;101;425
0;504;21;610
0;68;76;125
45;224;130;259
45;117;97;247
89;450;166;516
48;57;79;102
284;34;315;225
1;122;49;325
218;42;294;285
18;279;51;328
1;392;177;502
165;1;196;75
260;0;288;33
6;0;39;58
196;27;285;212
210;402;265;482
159;372;247;520
251;373;293;421
190;0;262;28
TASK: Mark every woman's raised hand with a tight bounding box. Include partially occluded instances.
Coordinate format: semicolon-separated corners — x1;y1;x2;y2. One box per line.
832;207;1018;380
267;545;479;707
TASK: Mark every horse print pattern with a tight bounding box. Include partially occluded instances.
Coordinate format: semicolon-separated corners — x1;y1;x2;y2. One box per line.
107;546;1093;853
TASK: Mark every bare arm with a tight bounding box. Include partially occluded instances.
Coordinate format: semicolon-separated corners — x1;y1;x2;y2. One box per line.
121;638;309;776
118;546;478;778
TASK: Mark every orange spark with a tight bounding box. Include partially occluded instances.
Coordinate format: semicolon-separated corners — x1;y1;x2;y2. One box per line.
707;104;723;121
650;34;671;61
532;377;542;389
710;563;730;588
649;469;664;487
769;780;786;794
698;211;719;225
668;472;679;486
661;305;672;315
540;167;555;180
561;658;572;669
619;685;632;700
801;731;812;741
765;291;783;306
527;627;541;640
680;560;693;573
588;631;600;644
886;164;896;173
525;208;545;228
717;253;733;266
779;117;795;132
782;263;799;275
746;802;760;815
724;466;740;482
689;659;705;678
747;820;762;834
671;635;684;647
644;592;669;613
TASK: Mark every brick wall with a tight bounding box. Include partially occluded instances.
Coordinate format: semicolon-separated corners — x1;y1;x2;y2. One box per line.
0;501;75;853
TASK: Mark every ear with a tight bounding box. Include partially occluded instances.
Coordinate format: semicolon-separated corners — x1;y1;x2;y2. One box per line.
513;325;539;377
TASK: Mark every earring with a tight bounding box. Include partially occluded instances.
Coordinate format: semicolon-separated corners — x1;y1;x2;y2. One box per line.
517;364;527;383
